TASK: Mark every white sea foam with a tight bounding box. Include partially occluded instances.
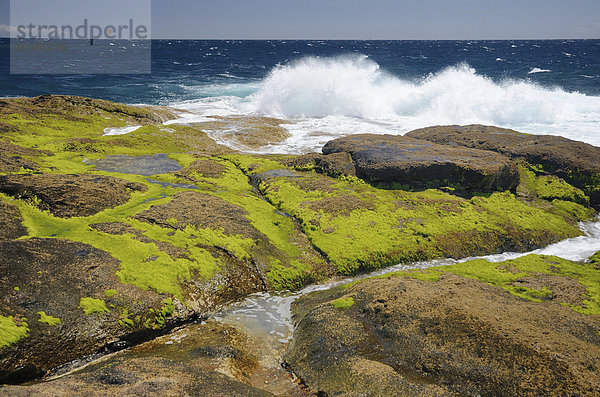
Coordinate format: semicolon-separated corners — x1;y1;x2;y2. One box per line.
102;125;142;136
528;67;551;74
168;55;600;153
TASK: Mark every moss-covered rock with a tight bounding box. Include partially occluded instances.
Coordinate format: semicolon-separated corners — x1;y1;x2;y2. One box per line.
0;96;598;388
0;238;189;384
406;125;600;208
242;155;584;275
0;174;147;218
0;140;51;173
286;255;600;396
322;133;519;191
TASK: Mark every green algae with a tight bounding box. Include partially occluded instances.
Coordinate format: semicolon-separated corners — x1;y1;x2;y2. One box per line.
550;199;596;223
378;254;600;315
1;180;221;300
440;254;600;314
154;298;174;326
590;251;600;266
37;311;62;326
517;162;590;206
330;297;355;309
104;289;118;298
0;316;29;348
79;297;110;315
253;162;582;275
1;97;596;299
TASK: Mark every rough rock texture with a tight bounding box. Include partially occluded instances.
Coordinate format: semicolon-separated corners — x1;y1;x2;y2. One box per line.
136;191;262;239
0;201;27;240
286;269;600;396
195;116;291;150
0;321;308;397
322;134;519;191
246;155;582;275
0;95;178;124
0;174;147;218
282;151;357;178
134;190;334;291
0;238;187;384
406;125;600;206
0;94;597;391
0;140;51;173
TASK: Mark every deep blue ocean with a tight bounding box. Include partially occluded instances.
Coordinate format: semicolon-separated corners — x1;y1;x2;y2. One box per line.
1;39;600;153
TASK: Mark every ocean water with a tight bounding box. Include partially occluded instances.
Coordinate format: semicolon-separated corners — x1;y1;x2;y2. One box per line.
1;39;599;153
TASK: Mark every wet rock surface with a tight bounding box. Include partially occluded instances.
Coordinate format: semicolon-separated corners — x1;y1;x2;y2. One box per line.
322;134;519;191
0;174;147;218
195;115;292;150
91;154;183;176
286;268;600;396
1;321;309;397
406;125;600;206
0;238;182;384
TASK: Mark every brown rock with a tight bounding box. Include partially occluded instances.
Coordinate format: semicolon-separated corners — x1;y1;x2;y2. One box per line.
282;152;357;178
0;140;52;174
322;134;519;191
0;321;280;397
0;201;27;240
0;238;179;384
0;174;147;218
406;125;600;206
286;274;600;396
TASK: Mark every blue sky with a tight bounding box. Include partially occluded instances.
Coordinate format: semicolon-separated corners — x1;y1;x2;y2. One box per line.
1;0;599;39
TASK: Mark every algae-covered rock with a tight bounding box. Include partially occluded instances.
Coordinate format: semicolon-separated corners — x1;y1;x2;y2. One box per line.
0;95;598;388
0;201;27;240
282;151;357;178
406;125;600;207
0;95;177;124
0;174;147;218
0;321;283;396
0;140;51;173
242;154;583;275
0;238;189;384
286;255;600;396
322;134;519;191
194;115;291;150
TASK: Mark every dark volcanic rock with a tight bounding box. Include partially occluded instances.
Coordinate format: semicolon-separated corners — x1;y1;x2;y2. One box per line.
0;201;27;240
285;273;600;396
322;134;519;191
0;238;183;384
0;174;147;218
406;125;600;206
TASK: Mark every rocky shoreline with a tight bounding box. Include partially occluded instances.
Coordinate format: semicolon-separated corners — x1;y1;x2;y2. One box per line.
1;95;599;395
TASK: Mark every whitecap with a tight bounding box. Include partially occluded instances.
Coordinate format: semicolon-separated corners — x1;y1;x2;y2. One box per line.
528;67;551;74
166;55;600;154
